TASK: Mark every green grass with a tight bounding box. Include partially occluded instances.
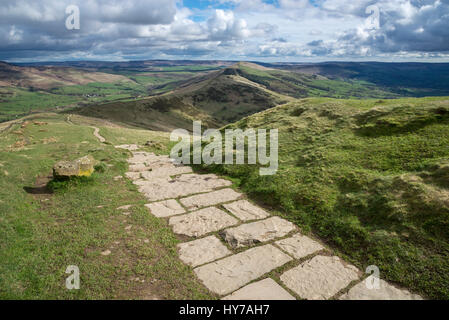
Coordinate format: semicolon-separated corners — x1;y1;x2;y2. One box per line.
70;96;220;132
0;88;80;121
195;96;449;299
237;64;398;99
49;81;148;98
0;82;148;123
0;114;213;299
0;67;215;122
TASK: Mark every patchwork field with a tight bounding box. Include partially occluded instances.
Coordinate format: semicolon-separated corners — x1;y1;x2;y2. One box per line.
0;61;227;122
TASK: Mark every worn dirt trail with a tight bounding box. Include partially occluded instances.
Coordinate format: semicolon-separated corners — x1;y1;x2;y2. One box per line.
91;126;106;143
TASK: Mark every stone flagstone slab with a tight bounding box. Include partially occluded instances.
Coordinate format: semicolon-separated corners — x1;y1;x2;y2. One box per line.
222;278;295;300
339;279;423;300
169;207;238;237
275;234;324;259
133;177;170;186
115;144;140;151
178;236;231;267
128;163;151;172
127;152;183;174
280;255;360;300
180;188;242;210
128;160;175;173
221;216;296;248
140;166;192;179
127;152;168;165
137;174;232;202
125;172;141;181
223;200;270;221
145;199;185;218
194;244;292;296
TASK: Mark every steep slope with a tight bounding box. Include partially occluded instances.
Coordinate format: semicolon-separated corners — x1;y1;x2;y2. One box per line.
0;61;229;123
73;64;292;129
164;64;292;123
196;96;449;299
58;61;449;133
71;96;220;132
73;62;404;131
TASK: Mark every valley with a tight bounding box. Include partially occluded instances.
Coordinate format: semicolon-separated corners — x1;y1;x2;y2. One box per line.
3;60;449;127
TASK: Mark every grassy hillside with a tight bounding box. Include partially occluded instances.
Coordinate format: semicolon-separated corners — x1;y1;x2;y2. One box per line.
0;114;213;299
74;62;402;130
72;65;291;129
71;96;220;132
166;65;291;123
0;62;131;90
4;60;449;126
0;62;226;123
235;62;398;99
195;96;449;299
2;96;448;299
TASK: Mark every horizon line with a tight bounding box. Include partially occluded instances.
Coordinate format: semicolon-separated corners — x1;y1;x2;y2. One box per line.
3;59;449;65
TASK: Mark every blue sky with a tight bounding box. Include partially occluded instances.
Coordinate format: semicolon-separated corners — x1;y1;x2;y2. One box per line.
0;0;448;62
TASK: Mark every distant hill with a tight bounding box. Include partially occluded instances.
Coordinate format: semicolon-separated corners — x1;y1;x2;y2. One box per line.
72;63;292;128
0;60;235;123
73;62;405;129
160;63;293;123
0;61;129;90
263;61;449;97
4;59;449;127
225;62;398;99
14;60;234;73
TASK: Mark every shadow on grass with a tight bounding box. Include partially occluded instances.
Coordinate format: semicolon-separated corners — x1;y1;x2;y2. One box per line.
354;106;449;137
23;175;54;195
46;175;95;193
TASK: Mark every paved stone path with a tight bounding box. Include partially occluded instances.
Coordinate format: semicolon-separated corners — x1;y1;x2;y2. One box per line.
117;145;423;300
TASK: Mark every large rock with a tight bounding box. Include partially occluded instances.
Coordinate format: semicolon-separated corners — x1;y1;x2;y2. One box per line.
53;155;95;178
194;244;292;296
221;217;296;248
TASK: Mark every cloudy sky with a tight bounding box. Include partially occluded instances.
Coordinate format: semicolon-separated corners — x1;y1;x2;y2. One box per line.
1;0;448;62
